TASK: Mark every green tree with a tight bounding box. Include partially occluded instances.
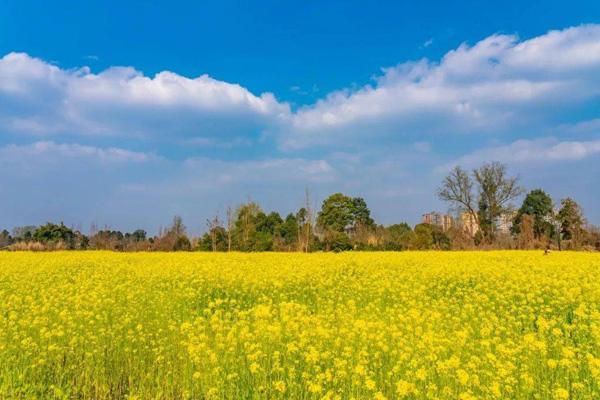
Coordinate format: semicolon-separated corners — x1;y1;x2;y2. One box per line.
233;202;261;250
33;222;75;247
128;229;147;242
278;213;300;251
257;212;283;235
173;236;191;251
431;225;451;250
0;229;12;248
323;231;353;252
513;189;554;240
317;193;376;251
317;193;356;233
411;223;434;250
557;198;585;248
384;223;413;250
352;197;374;228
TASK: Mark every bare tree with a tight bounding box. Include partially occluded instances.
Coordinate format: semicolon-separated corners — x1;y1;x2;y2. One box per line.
473;162;523;236
206;213;221;252
437;166;478;224
438;163;523;241
517;214;535;249
226;205;233;252
301;188;313;252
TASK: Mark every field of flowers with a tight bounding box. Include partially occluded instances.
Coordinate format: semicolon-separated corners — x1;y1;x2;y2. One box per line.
1;251;600;399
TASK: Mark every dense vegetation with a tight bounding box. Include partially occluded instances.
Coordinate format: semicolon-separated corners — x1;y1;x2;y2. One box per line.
1;162;599;252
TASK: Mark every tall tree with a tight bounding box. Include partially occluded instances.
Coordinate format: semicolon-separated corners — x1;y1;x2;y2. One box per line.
317;193;356;233
169;216;186;237
516;214;535;249
439;162;522;242
437;166;478;226
206;214;222;252
233;202;262;251
513;189;554;240
317;193;377;250
473;162;523;240
279;213;300;251
352;197;375;228
226;206;233;252
297;189;314;252
557;198;585;248
0;229;12;248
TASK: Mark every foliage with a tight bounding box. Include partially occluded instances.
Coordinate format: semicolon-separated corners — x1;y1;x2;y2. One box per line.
411;223;451;250
513;189;554;239
29;223;87;249
0;230;12;248
557;198;585;247
384;223;413;250
317;193;357;233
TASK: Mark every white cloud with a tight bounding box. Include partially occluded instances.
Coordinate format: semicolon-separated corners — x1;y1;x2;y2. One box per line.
283;25;600;148
440;137;600;170
0;52;290;139
2;25;600;151
0;141;155;164
2;25;600;228
180;157;335;185
557;118;600;135
413;141;432;152
421;38;434;48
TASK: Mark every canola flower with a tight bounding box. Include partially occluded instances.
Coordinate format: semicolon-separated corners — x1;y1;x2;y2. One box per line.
0;251;600;399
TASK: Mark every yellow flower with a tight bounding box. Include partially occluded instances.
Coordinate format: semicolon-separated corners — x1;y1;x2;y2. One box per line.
415;368;427;381
457;369;469;385
396;380;414;397
274;380;286;393
249;362;260;374
553;388;569;400
373;391;387;400
365;378;376;390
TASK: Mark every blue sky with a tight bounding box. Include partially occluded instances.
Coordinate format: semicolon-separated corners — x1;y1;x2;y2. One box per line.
1;0;600;233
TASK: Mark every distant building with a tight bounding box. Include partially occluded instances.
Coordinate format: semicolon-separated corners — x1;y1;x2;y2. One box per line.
442;214;453;232
422;212;453;232
461;212;479;237
496;212;515;234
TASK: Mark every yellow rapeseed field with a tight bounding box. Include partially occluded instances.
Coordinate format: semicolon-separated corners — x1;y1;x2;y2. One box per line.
1;251;600;399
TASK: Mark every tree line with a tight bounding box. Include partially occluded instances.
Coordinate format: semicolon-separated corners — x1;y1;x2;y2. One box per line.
1;162;599;252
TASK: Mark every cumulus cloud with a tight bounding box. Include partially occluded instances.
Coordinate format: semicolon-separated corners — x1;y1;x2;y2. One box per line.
0;52;289;140
2;25;600;150
283;24;600;148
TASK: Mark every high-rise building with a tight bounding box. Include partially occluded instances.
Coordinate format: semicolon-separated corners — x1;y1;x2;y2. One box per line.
461;212;479;237
422;212;453;232
496;212;515;234
442;214;453;232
